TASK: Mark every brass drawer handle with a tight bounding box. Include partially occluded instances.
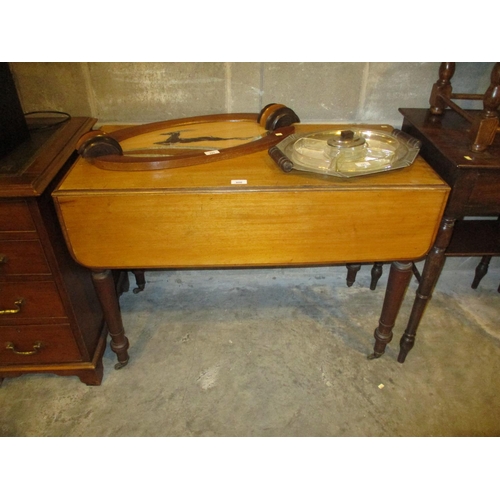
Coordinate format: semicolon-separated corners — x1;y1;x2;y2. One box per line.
0;254;7;264
5;341;43;356
0;298;24;315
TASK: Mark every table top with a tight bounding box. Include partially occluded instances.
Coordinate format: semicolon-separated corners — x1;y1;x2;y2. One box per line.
0;117;96;198
55;123;447;195
399;108;500;170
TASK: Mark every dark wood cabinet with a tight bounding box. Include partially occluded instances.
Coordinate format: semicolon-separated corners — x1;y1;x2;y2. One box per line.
0;116;108;385
400;108;500;256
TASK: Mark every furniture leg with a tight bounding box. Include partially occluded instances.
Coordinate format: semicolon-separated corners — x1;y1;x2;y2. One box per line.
91;269;130;369
76;358;104;385
131;269;146;293
470;63;500;152
472;255;491;289
398;217;455;363
368;261;413;359
370;263;383;290
113;269;130;296
429;62;455;115
346;264;361;287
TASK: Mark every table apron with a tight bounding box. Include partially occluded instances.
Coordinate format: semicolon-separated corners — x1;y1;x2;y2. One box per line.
55;189;448;269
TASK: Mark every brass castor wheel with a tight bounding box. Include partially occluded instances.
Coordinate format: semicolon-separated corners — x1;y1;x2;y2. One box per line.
257;103;300;131
114;358;129;370
77;131;123;159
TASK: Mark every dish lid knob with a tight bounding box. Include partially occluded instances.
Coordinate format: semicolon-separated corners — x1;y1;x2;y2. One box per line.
327;129;366;148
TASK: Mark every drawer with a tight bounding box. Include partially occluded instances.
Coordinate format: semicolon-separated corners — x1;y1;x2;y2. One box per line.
0;200;36;232
0;324;81;364
0;281;66;321
467;172;500;212
0;240;51;276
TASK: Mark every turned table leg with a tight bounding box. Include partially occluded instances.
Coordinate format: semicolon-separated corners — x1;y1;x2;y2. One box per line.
398;217;455;363
429;62;455;115
470;62;500;152
131;269;146;294
472;256;491;289
346;264;361;287
370;263;383;290
92;269;130;369
369;261;413;359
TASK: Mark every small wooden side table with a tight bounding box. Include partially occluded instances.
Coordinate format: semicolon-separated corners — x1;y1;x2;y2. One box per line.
397;107;500;362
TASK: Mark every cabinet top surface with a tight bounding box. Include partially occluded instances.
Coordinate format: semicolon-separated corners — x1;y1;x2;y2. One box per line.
399;108;500;169
0;117;96;198
54;122;448;196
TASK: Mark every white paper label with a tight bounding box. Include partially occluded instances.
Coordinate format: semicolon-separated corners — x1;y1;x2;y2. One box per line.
231;179;247;185
204;150;220;156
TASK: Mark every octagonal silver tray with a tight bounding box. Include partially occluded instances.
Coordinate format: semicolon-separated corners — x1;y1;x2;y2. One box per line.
269;127;421;178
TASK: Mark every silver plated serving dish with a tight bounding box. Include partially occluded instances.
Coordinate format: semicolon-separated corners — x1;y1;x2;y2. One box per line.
270;127;421;178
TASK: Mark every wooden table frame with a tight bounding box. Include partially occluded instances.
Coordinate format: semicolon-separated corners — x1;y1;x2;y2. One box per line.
52;121;449;370
90;261;417;369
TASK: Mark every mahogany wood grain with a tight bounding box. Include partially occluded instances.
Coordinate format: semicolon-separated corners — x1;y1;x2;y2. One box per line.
91;269;129;368
0;281;66;321
398;217;455;363
0;324;81;364
371;261;413;359
0;240;51;276
0;200;35;231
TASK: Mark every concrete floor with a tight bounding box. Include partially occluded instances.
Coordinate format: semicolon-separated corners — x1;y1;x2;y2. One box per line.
1;262;499;437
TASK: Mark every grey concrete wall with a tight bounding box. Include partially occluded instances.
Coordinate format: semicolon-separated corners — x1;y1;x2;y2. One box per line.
9;62;495;128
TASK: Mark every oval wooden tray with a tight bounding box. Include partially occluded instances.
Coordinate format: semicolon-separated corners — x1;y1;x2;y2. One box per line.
77;104;300;171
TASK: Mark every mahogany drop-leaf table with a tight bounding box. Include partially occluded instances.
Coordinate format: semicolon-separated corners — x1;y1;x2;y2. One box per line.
52;114;449;371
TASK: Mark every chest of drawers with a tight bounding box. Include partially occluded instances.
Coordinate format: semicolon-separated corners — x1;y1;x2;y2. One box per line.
0;116;108;385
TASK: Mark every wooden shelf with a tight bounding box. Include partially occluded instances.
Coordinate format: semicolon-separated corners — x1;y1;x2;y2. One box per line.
446;219;500;256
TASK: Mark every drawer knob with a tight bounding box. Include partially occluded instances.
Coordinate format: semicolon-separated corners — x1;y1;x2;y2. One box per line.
0;298;24;315
0;254;7;264
5;341;43;356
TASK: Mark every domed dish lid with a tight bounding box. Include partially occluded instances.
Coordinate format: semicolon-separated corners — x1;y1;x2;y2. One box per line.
326;129;366;149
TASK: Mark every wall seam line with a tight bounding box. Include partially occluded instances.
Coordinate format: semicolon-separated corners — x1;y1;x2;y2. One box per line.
82;62;98;118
